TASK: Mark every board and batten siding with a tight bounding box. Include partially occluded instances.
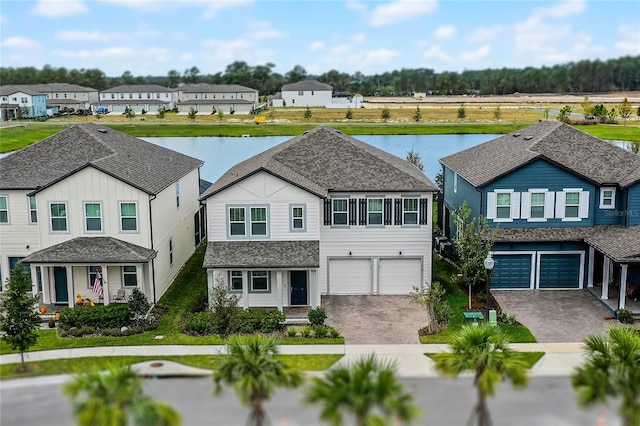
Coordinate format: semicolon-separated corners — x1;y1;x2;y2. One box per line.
483;159;595;228
206;171;321;242
35;167;152;248
627;183;640;226
318;192;433;294
151;168;201;300
0;190;41;283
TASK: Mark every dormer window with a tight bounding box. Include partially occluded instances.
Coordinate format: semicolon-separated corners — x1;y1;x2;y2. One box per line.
599;187;615;209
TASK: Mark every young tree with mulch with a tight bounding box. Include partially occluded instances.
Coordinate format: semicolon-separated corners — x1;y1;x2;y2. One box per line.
0;263;41;371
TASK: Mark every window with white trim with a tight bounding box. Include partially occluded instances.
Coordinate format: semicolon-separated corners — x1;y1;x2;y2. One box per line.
251;271;269;292
291;205;305;231
368;198;383;225
529;193;545;219
250;207;267;235
0;196;8;223
229;207;246;236
496;193;511;219
403;198;418;225
88;266;100;289
556;189;589;221
599;187;615;209
230;271;243;292
122;266;138;287
50;202;68;231
84;202;102;232
120;202;138;232
564;192;580;218
28;196;37;223
332;199;348;225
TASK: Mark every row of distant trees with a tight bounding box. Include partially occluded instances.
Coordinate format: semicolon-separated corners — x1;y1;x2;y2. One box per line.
1;55;638;96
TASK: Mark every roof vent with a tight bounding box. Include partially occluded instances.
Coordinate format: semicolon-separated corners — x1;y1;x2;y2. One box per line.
523;135;534;141
97;128;108;133
513;133;522;137
302;130;310;135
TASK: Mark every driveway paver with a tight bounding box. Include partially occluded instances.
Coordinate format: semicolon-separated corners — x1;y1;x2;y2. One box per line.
492;289;616;343
321;295;426;344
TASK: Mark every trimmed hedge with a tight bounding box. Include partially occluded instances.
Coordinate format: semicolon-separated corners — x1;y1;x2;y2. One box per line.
59;304;131;329
231;308;286;334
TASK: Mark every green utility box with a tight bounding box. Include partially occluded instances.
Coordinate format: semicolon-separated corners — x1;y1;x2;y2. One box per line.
489;309;497;327
463;311;484;326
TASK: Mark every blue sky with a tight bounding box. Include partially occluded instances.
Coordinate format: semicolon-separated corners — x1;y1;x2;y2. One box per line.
1;0;638;78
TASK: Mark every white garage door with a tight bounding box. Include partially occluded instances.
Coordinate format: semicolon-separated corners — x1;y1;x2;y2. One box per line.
378;258;422;294
329;259;372;294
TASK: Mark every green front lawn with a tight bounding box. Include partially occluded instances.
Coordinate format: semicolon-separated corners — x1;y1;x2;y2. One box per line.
0;354;343;380
420;255;537;344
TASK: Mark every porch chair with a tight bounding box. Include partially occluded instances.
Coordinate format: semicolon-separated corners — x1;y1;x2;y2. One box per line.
112;289;127;303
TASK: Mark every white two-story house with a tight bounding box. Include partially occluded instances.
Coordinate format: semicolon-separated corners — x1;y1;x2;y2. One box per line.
200;126;437;311
279;80;333;107
95;85;176;114
0;123;205;307
175;83;259;115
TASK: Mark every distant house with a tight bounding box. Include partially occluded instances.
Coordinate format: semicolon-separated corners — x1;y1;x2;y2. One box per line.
95;85;176;114
0;85;47;119
440;121;640;313
280;80;333;107
31;83;99;115
0;124;206;307
200;126;437;311
175;83;259;115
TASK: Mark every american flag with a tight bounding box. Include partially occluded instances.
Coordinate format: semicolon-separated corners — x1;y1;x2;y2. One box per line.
93;269;103;297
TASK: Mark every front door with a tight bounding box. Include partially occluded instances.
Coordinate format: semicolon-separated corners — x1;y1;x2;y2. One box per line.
54;266;68;303
290;271;307;306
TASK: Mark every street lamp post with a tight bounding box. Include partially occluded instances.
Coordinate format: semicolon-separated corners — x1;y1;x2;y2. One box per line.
484;253;495;314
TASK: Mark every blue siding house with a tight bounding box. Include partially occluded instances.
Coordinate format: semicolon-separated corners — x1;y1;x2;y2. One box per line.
440;121;640;314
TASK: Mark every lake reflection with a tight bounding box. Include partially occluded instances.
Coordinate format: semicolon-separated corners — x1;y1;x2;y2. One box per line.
143;134;501;183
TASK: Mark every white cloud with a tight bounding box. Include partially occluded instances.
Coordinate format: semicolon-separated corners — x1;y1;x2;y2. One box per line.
55;30;122;42
468;25;503;43
353;33;366;43
615;24;640;55
459;45;491;62
368;0;438;27
362;48;399;64
32;0;87;18
331;45;352;56
537;0;586;19
202;0;252;20
0;14;5;23
2;36;40;50
434;25;456;40
252;29;287;40
309;41;325;51
54;46;133;60
345;1;367;13
201;38;254;60
422;44;450;61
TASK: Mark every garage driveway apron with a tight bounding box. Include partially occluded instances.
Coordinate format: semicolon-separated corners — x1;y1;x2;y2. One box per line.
492;289;615;343
321;295;426;344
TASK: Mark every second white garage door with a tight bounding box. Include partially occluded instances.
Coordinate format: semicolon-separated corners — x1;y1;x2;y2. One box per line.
328;259;372;294
378;258;422;294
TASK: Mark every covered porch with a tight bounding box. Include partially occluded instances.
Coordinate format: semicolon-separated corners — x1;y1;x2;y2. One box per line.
22;237;157;309
204;240;320;311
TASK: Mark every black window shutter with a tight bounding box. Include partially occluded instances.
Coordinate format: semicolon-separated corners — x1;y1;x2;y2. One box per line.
384;199;392;225
324;199;332;225
394;198;402;225
419;198;428;225
359;199;367;225
349;198;357;225
194;212;200;246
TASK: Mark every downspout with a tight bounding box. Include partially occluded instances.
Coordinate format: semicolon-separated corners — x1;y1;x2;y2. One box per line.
149;194;157;304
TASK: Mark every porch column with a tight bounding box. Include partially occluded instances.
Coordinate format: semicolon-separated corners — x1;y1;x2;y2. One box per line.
66;266;73;308
242;271;249;309
29;265;38;294
309;270;318;308
206;269;214;308
276;271;283;313
619;264;629;310
42;266;51;304
102;266;110;306
602;256;610;300
587;246;595;288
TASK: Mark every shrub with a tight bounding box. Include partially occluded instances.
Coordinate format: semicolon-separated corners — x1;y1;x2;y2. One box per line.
308;307;327;326
313;325;329;338
616;308;635;324
287;327;298;338
128;288;151;320
260;310;285;333
300;326;312;338
328;326;342;338
58;304;130;329
184;311;214;335
209;275;241;336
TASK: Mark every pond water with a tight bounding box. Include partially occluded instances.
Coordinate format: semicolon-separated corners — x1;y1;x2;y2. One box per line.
144;134;503;183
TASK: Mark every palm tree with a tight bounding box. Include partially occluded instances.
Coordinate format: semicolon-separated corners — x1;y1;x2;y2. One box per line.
571;327;640;426
304;354;419;425
432;325;529;426
64;364;181;426
214;335;303;426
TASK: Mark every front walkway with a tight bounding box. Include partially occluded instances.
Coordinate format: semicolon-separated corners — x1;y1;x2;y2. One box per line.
492;289;615;343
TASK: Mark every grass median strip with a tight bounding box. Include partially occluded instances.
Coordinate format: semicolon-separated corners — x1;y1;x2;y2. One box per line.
0;354;343;380
425;352;544;369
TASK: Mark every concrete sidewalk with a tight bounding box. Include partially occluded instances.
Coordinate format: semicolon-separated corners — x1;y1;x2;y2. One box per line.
0;342;588;378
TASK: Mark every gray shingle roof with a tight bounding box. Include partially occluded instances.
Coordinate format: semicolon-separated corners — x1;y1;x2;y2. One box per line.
0;123;203;194
177;83;257;93
440;121;640;188
282;80;332;92
203;240;320;268
493;225;640;263
31;83;98;92
21;237;156;264
0;85;46;96
101;85;174;93
201;126;437;199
